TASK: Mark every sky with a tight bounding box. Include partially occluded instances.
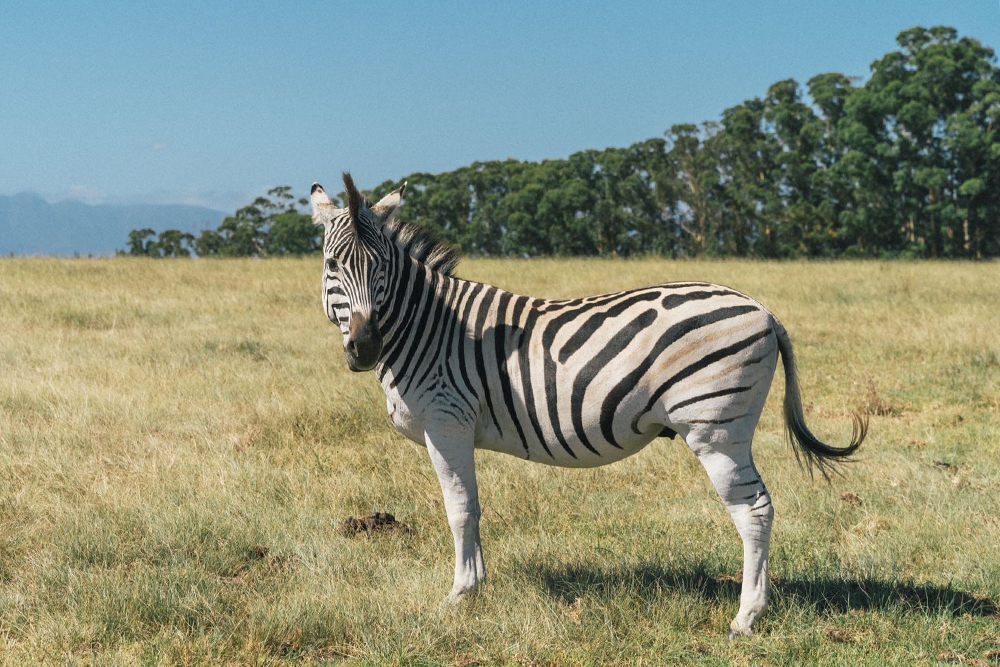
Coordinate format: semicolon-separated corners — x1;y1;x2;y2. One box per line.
1;0;999;212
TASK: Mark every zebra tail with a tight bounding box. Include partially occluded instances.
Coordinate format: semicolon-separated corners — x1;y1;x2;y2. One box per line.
771;315;868;479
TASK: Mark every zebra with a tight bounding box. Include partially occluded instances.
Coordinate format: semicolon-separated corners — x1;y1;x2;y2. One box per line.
310;173;867;637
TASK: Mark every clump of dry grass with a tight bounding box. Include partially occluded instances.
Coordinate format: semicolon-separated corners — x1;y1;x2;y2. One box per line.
0;257;997;666
862;379;901;417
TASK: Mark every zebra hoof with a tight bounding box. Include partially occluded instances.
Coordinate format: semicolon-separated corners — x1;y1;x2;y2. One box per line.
443;583;483;607
443;591;466;606
728;620;753;639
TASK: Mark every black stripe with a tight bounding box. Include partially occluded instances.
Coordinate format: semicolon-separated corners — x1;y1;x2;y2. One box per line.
439;405;466;423
632;328;773;433
686;413;749;425
662;281;715;289
661;289;738;309
517;306;555;458
558;292;660;363
596;304;761;446
751;500;772;513
574;309;660;453
510;295;529;342
493;292;529;457
473;287;503;436
545;285;657;314
456;282;485;405
540;298;583;312
668;386;752;414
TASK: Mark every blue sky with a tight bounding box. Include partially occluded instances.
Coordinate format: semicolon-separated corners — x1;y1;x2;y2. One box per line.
1;1;998;212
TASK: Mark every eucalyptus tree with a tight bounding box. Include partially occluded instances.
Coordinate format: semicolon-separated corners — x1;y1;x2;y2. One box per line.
846;26;999;256
125;228;157;256
151;229;195;258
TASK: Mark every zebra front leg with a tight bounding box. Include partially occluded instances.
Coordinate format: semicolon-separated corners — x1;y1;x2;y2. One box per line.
424;427;485;603
688;431;774;637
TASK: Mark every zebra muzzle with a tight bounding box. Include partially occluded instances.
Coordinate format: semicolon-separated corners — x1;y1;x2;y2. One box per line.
345;313;382;372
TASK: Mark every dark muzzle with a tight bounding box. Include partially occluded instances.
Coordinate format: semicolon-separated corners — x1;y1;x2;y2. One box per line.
345;313;382;372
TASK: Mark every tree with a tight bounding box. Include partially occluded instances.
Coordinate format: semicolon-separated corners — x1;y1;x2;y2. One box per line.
125;228;156;256
842;26;1000;257
194;229;223;257
151;229;195;257
264;210;320;255
193;187;318;257
665;123;724;256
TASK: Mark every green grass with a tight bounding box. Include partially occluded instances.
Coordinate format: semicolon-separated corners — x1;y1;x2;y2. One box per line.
0;257;998;666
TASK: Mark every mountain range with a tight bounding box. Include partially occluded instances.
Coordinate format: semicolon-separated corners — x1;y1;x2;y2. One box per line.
0;193;227;256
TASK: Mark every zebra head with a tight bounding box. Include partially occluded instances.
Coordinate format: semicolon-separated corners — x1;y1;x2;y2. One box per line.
310;173;405;372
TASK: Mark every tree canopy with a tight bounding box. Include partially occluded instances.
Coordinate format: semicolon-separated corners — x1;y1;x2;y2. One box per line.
127;26;1000;259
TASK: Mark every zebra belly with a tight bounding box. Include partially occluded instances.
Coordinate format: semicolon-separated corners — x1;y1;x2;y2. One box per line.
473;420;662;468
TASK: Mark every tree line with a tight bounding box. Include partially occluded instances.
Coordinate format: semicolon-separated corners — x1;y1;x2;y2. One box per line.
122;186;319;258
127;26;1000;260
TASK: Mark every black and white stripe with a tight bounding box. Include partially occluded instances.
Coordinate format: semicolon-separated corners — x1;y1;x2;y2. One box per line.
310;174;867;637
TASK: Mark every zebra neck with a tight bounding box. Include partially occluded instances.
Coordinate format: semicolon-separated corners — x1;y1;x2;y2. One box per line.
375;254;457;391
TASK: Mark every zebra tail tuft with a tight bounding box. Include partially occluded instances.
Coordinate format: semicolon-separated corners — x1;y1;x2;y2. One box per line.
771;315;868;481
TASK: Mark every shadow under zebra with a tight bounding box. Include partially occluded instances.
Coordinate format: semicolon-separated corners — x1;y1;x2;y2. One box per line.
518;559;998;619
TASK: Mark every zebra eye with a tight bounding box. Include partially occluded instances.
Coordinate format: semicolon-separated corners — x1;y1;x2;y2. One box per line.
326;259;337;271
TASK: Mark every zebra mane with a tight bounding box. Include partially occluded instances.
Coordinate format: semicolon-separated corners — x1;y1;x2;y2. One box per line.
383;217;459;276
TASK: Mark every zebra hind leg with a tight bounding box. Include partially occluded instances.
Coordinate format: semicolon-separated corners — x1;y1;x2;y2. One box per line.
686;424;774;637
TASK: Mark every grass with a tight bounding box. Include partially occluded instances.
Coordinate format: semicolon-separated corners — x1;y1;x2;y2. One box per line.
0;257;998;666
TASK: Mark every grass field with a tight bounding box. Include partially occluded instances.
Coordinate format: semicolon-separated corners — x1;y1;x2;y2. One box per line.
0;257;999;666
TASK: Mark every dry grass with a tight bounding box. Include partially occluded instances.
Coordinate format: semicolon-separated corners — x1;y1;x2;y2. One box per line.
0;257;998;666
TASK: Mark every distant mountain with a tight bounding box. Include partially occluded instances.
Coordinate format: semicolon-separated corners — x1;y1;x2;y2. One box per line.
0;193;227;256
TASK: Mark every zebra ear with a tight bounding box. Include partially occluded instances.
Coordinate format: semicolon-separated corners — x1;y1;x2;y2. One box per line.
310;182;338;228
372;182;406;223
342;172;362;225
